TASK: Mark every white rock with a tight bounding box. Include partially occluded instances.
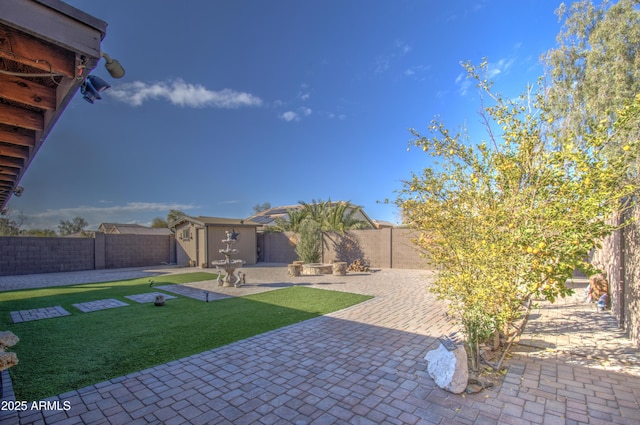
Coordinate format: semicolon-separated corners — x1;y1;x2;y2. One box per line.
424;343;469;394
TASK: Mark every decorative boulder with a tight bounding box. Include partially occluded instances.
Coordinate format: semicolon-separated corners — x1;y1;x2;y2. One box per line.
288;263;301;276
0;331;19;372
0;352;18;371
424;342;469;394
0;331;18;350
332;262;347;276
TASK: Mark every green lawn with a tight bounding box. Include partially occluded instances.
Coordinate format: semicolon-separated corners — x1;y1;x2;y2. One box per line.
0;273;372;401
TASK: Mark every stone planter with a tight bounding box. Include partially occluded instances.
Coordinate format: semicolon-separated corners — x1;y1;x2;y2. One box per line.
302;263;333;275
332;262;347;276
288;263;301;276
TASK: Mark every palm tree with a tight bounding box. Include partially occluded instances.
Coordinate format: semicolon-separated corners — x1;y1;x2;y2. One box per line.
273;208;308;232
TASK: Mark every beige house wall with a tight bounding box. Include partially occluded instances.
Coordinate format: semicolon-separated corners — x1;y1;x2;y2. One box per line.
175;222;198;266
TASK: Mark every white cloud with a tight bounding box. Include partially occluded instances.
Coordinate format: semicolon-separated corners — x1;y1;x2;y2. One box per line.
487;58;515;78
31;202;197;218
280;111;299;122
24;202;198;230
455;57;516;96
328;113;347;120
455;72;472;96
109;79;263;108
280;107;312;122
395;40;412;55
375;40;412;74
404;64;431;80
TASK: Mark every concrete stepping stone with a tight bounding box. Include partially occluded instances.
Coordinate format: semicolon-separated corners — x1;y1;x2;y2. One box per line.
73;299;129;313
155;284;231;302
125;292;177;304
10;306;70;323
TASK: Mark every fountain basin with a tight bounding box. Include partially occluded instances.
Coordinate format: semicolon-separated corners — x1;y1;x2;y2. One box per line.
301;263;333;275
211;259;245;287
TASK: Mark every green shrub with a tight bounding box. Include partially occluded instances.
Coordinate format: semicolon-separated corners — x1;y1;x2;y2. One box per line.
295;218;322;263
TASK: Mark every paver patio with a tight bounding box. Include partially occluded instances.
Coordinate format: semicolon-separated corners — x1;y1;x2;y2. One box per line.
0;265;638;424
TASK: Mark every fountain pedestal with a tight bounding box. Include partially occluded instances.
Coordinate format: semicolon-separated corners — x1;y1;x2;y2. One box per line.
211;230;245;287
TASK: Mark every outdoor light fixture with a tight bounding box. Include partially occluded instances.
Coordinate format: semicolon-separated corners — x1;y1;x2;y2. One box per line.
101;52;125;79
13;186;24;197
81;75;111;103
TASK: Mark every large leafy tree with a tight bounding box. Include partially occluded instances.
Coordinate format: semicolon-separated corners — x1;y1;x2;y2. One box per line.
58;217;88;236
397;61;640;368
252;202;271;214
544;0;640;167
0;217;20;236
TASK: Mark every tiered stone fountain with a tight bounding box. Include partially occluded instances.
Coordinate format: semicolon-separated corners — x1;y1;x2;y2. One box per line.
211;229;245;287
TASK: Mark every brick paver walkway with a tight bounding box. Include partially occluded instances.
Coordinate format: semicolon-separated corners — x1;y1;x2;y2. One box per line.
0;265;638;424
124;292;178;304
72;299;130;313
155;284;232;302
10;306;70;323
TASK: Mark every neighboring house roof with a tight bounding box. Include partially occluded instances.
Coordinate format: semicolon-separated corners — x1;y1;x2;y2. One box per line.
169;215;261;230
98;223;172;235
246;202;377;229
372;220;395;229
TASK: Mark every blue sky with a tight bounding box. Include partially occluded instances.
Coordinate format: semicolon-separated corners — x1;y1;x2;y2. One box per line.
10;0;564;230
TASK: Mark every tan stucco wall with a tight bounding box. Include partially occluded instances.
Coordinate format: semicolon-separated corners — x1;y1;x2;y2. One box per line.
175;222;198;266
322;228;426;269
206;225;257;266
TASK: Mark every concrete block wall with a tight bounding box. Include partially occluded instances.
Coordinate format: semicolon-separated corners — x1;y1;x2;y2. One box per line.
260;228;427;269
0;236;94;276
322;228;426;269
259;232;297;264
622;212;640;347
390;228;430;269
0;234;175;276
104;234;174;269
587;206;640;348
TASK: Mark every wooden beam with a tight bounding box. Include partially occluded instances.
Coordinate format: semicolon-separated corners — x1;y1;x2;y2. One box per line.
0;174;14;183
0;103;44;131
0;0;106;60
0;26;76;79
0;166;18;176
0;126;35;148
0;73;56;110
0;157;23;168
0;144;29;159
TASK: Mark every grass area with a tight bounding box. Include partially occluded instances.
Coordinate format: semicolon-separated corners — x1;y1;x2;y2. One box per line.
0;273;372;401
